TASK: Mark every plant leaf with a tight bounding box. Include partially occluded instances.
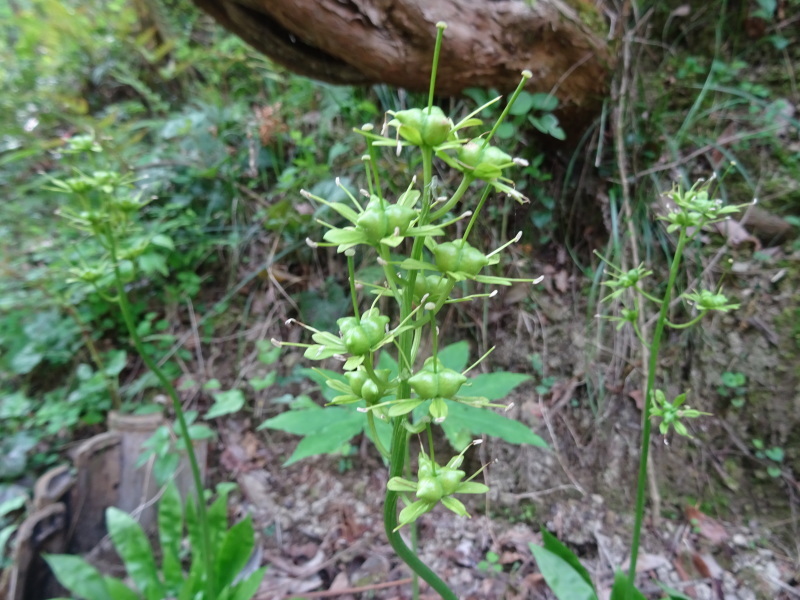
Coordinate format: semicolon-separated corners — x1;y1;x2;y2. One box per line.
205;389;246;419
442;402;548;448
609;571;647;600
283;411;364;465
106;507;165;600
231;566;268;600
44;554;112;600
215;516;255;590
541;529;593;588
103;577;140;600
158;482;183;590
438;341;470;372
259;405;359;435
530;544;598;600
466;372;532;400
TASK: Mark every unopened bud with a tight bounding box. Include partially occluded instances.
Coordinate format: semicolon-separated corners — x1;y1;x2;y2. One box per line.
305;237;318;248
270;338;282;348
425;302;436;311
362;123;374;131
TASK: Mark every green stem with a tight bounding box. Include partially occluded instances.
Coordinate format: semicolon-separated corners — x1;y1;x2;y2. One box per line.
384;418;456;600
666;313;706;330
382;144;457;599
429;174;474;221
107;232;216;599
347;254;360;318
627;230;687;585
463;185;493;240
427;23;447;110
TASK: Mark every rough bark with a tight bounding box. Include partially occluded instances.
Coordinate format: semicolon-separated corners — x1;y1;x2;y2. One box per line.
193;0;613;128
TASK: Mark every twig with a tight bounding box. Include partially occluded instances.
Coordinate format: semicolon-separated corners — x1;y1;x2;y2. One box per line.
266;577;413;599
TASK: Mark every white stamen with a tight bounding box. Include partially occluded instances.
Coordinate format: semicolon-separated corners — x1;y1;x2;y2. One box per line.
335;176;341;186
360;189;370;197
513;157;529;167
425;302;436;311
345;248;356;257
489;290;498;298
285;318;296;326
305;237;318;248
361;154;370;161
377;257;387;266
270;338;282;348
505;402;515;412
300;189;312;199
362;123;374;132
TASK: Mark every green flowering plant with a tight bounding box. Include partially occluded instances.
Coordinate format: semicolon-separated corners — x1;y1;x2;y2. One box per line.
46;136;262;599
272;22;546;599
531;177;746;598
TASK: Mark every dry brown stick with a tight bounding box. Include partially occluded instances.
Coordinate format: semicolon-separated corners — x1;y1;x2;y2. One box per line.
264;577;414;599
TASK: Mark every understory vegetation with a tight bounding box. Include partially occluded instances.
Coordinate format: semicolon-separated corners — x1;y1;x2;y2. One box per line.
1;0;799;598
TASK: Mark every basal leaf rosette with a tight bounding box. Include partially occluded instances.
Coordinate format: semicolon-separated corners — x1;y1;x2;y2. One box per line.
387;443;489;530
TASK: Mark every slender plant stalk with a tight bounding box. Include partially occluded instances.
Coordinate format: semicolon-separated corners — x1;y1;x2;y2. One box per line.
107;233;216;599
627;230;687;583
382;136;458;600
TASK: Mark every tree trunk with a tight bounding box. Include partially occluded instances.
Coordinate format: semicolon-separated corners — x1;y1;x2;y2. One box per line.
192;0;613;129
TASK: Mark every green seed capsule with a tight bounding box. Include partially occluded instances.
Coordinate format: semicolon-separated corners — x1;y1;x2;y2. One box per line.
457;141;513;180
416;476;445;502
434;240;488;276
438;468;466;496
408;371;440;399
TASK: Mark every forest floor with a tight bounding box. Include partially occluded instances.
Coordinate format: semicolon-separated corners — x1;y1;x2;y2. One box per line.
201;234;800;599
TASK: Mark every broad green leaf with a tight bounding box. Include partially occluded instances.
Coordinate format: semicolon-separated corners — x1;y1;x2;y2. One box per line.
260;405;367;435
138;252;168;277
541;529;593;588
106;507;164;600
208;488;232;548
509;91;535;115
529;92;559;112
438;341;470;372
215;516;255;590
466;372;532;400
231;566;268;600
364;416;393;455
609;571;647;600
150;234;175;250
103;350;128;376
656;581;693;600
44;554;111;600
530;545;598;600
442;402;548;448
283;413;365;465
184;499;202;567
249;372;276;391
205;389;246;419
103;577;140;600
158;482;183;590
